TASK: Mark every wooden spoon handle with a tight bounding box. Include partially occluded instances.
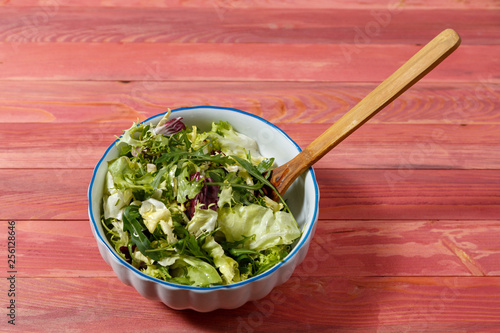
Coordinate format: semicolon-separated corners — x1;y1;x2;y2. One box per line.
271;29;461;196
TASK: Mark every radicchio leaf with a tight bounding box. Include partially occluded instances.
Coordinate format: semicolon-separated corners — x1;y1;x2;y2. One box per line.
154;117;186;136
187;172;219;219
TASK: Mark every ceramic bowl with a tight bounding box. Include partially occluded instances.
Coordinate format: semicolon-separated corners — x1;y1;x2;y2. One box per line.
88;106;319;312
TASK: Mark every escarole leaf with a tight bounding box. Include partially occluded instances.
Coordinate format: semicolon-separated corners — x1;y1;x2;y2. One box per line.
102;112;301;287
122;205;161;261
209;121;266;165
108;156;155;200
254;245;290;275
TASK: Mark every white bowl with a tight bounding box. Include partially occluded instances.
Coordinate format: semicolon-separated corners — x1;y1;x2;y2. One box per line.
88;106;319;312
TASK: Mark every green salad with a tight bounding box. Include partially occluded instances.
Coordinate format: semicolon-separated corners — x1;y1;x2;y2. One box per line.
101;111;301;287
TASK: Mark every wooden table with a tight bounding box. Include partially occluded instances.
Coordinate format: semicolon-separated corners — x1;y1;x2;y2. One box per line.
2;1;499;332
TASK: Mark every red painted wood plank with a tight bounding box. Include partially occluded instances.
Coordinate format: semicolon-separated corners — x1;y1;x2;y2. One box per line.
281;123;500;170
0;7;497;44
310;219;500;277
5;219;500;278
0;169;89;220
1;169;499;220
12;276;500;331
0;81;497;125
0;1;495;331
3;0;499;9
2;123;499;169
0;43;496;82
0;220;112;278
317;169;500;220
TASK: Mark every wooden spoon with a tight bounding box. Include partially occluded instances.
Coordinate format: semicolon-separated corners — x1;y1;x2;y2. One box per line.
269;29;461;200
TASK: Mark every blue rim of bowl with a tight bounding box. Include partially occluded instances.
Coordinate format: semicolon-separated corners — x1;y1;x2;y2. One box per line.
88;106;319;290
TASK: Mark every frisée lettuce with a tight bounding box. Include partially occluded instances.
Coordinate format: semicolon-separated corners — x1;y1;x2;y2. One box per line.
101;111;300;287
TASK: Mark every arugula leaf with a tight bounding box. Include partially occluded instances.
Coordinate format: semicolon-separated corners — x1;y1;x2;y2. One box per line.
151;166;168;190
173;222;214;264
207;169;225;183
256;158;275;174
122;205;161;261
156;149;232;166
230;154;289;211
102;114;301;287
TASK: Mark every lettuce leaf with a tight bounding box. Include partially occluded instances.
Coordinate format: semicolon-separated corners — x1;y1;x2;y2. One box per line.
203;236;240;284
103;171;133;220
217;185;232;208
218;204;301;251
139;198;177;244
101;113;300;287
170;255;222;287
151;254;222;287
186;204;218;238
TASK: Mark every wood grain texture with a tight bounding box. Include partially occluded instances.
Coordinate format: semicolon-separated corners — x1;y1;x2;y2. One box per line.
0;169;89;220
5;219;500;278
0;43;497;82
0;81;498;124
1;1;498;331
0;7;497;44
3;123;499;169
9;276;500;332
2;0;499;9
2;169;499;220
317;169;500;220
1;220;113;278
270;28;461;196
